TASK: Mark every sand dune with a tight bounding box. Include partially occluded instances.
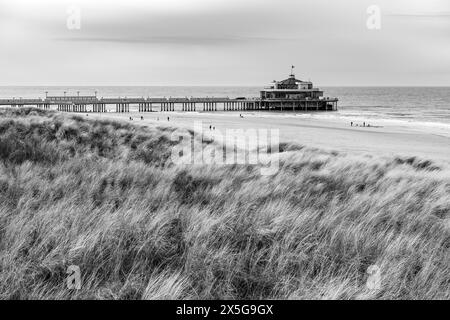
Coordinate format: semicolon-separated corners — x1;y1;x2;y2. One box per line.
1;107;449;299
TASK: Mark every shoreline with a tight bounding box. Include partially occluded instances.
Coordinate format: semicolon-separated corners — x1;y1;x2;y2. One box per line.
84;110;450;164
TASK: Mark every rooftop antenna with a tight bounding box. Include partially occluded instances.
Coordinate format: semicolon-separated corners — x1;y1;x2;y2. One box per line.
45;91;48;98
77;91;80;97
64;91;66;97
290;65;295;77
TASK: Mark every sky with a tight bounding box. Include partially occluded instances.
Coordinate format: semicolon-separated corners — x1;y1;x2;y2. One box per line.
0;0;449;86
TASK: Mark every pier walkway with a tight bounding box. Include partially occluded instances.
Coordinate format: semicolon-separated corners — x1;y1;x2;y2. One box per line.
0;95;338;112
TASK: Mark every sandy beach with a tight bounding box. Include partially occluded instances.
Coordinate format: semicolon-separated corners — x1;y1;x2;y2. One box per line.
87;111;450;164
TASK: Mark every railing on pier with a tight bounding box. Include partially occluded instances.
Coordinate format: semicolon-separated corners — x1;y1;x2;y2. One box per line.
0;96;338;112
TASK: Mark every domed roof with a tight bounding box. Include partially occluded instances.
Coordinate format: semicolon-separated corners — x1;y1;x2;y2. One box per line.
276;74;304;89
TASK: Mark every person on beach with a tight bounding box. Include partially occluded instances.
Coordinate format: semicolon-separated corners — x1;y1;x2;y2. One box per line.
363;122;366;127
209;125;212;130
167;117;170;121
351;121;353;127
141;116;143;120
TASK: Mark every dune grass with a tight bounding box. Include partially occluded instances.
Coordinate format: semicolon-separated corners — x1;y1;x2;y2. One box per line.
0;107;448;300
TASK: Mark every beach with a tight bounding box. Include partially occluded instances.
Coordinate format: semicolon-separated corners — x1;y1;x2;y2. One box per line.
88;111;450;163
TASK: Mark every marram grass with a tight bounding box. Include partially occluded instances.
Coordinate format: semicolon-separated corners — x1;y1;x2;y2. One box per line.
0;108;448;299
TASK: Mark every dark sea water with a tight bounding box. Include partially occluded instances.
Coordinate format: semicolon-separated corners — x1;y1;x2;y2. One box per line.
1;86;449;126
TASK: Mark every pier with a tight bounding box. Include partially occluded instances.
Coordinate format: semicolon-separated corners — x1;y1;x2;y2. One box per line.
0;72;338;113
0;96;338;112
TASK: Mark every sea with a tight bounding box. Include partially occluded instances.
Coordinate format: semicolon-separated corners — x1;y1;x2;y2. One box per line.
1;86;449;127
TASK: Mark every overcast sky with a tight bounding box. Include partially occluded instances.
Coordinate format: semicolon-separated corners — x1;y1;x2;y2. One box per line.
1;0;449;86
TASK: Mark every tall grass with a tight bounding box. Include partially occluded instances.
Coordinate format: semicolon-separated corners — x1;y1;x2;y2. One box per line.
0;107;448;299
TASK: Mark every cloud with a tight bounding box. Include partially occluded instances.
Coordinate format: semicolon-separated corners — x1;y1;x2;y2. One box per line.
53;35;280;46
388;12;450;18
47;6;306;47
